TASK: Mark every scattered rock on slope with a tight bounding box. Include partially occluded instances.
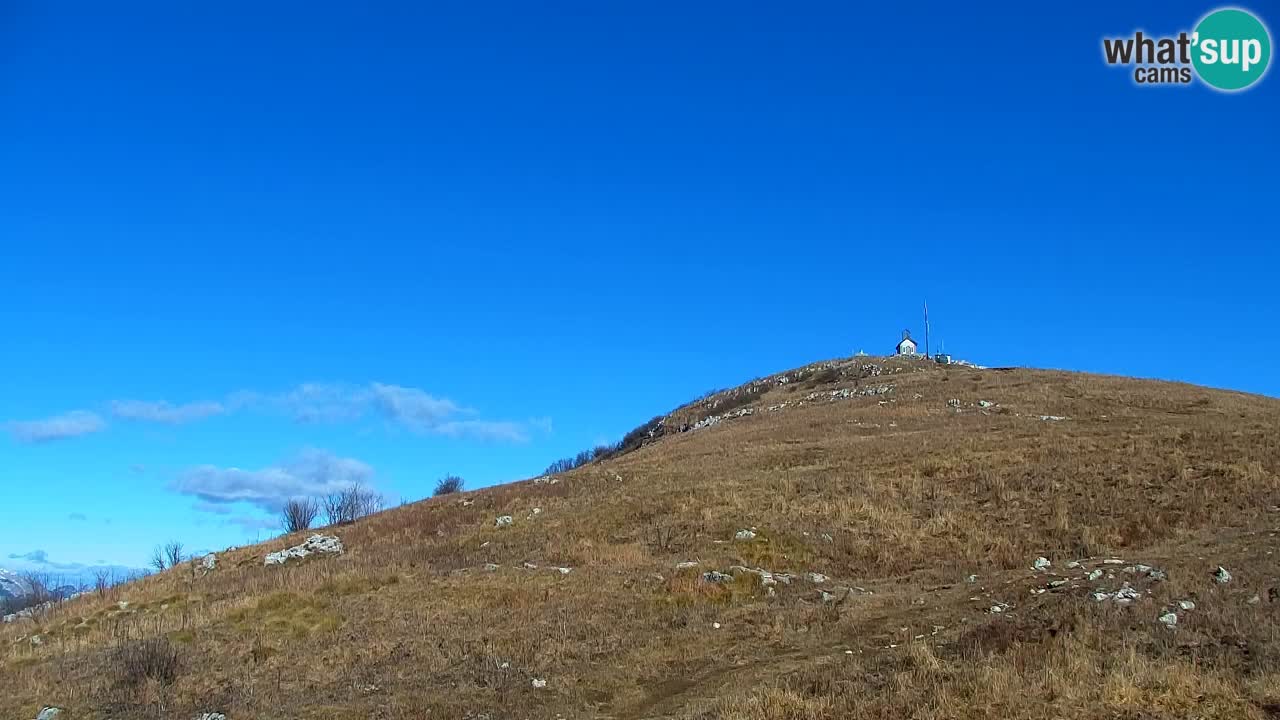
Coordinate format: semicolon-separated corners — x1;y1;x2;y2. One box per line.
264;534;344;566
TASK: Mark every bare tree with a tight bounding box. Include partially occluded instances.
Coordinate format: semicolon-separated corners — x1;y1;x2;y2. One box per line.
354;483;383;518
164;540;185;568
433;474;465;496
322;491;348;526
282;497;319;533
93;568;114;598
151;541;185;571
322;482;383;526
21;572;57;603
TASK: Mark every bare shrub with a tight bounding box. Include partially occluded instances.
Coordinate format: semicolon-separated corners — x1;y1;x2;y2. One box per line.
21;572;56;604
150;546;166;572
150;540;185;571
323;482;384;526
112;636;183;714
165;541;185;568
543;442;621;476
433;475;465;496
282;497;320;533
94;568;114;598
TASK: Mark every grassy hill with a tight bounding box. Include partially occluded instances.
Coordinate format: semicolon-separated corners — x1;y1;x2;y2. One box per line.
5;355;1280;719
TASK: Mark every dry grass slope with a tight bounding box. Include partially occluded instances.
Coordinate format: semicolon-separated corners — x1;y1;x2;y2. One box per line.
5;356;1280;719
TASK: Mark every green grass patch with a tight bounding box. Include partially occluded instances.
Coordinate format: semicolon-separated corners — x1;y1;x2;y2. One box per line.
226;592;342;639
732;530;815;569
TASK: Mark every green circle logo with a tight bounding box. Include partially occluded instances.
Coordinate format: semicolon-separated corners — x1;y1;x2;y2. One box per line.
1192;8;1272;91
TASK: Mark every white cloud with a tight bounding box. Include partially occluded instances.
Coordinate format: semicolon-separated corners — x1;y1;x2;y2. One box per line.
6;411;106;443
229;516;282;532
370;383;461;431
172;448;375;514
266;383;369;424
255;382;536;442
3;549;143;585
8;550;48;563
110;399;226;424
435;419;531;443
9;383;546;444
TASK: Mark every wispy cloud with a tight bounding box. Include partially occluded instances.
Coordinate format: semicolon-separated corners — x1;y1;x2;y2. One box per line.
172;448;375;515
243;383;369;424
229;516;282;532
2;549;143;585
8;550;49;563
9;383;546;444
252;382;540;442
6;410;106;444
370;383;461;431
435;419;531;443
110;399;226;424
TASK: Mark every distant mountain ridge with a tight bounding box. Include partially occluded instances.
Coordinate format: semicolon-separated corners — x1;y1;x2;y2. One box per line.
0;568;32;600
0;556;144;598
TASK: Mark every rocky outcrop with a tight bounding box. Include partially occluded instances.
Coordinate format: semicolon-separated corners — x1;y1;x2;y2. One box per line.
264;535;343;566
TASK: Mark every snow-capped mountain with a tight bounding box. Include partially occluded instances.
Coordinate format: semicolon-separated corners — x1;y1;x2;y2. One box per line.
0;568;33;601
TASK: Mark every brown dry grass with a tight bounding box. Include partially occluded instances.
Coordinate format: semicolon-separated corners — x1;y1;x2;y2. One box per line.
4;356;1280;719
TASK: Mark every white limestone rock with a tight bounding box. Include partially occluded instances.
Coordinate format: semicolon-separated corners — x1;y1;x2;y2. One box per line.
264;534;343;566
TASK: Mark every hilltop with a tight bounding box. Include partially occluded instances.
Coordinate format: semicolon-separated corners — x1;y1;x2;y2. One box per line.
4;355;1280;719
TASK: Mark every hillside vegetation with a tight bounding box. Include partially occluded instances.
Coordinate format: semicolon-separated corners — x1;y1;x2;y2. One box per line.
5;356;1280;719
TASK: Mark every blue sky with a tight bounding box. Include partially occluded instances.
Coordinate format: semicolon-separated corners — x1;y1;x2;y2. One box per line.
1;2;1276;570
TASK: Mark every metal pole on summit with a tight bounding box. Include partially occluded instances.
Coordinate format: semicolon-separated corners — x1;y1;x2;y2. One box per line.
923;301;931;359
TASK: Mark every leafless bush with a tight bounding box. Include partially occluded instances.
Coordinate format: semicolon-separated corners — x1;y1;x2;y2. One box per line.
21;572;57;604
113;637;182;688
282;497;320;532
150;540;185;571
165;540;184;568
543;443;621;476
323;482;383;526
94;568;114;598
433;475;465;496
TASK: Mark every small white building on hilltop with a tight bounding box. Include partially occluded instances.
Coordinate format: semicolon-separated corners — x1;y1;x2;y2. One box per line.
895;330;918;356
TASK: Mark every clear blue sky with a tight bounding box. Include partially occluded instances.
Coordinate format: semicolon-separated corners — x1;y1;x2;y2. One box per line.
1;2;1276;570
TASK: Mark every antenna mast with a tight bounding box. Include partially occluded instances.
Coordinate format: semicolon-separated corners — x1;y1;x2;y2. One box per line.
923;300;931;359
